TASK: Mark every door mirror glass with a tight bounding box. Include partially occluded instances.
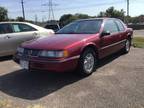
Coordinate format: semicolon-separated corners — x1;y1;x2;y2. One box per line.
101;30;110;37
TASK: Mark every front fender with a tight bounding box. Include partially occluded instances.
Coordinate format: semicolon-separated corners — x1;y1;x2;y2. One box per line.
80;42;99;54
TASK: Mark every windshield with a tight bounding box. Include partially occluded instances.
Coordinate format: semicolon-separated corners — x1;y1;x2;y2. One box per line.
56;20;102;34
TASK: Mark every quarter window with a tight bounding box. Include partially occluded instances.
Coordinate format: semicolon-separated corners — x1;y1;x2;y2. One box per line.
115;20;125;32
0;24;13;34
103;20;119;34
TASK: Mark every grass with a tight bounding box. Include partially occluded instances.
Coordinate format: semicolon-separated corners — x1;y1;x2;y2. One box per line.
0;99;12;108
133;37;144;48
0;99;45;108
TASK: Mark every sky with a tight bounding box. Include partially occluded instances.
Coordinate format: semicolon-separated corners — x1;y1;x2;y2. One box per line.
0;0;144;21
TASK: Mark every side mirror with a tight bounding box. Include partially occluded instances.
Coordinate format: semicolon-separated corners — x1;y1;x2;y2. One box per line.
101;30;111;37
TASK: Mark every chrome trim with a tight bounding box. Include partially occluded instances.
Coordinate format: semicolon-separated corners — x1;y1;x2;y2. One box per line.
29;55;80;63
61;55;80;62
100;39;126;50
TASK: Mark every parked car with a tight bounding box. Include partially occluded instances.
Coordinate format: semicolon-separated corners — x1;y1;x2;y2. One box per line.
14;18;133;76
0;22;54;57
45;23;60;32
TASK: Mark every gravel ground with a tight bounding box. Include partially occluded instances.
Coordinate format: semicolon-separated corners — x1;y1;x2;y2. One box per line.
0;48;144;108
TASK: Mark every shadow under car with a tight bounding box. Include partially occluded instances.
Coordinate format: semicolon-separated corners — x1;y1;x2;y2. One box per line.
0;50;124;100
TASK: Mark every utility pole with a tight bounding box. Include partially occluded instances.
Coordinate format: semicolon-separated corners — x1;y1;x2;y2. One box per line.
35;14;38;24
21;0;25;20
127;0;129;16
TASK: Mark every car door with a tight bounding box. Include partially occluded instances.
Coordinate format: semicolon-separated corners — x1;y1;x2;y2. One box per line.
0;23;14;56
99;19;119;58
9;23;40;51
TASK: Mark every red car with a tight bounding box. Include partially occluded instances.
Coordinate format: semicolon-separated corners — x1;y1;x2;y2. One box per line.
14;18;133;76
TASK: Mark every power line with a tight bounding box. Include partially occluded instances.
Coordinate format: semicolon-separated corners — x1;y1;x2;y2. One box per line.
42;0;125;11
42;0;58;21
9;0;126;14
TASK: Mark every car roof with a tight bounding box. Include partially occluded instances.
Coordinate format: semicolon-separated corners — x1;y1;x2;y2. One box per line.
76;17;119;22
0;21;32;24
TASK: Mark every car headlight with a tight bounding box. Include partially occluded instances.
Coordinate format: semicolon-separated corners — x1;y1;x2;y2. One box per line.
17;47;24;53
39;50;68;58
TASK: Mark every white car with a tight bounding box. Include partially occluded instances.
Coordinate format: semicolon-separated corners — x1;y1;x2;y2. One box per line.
0;22;54;57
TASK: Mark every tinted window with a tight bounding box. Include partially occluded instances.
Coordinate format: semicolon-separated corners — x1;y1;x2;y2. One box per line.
57;20;102;34
45;24;60;32
103;20;119;34
0;24;13;34
12;24;37;33
115;20;125;32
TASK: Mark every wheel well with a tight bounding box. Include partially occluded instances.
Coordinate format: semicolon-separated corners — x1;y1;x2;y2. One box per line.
127;35;132;45
81;45;98;57
127;34;132;40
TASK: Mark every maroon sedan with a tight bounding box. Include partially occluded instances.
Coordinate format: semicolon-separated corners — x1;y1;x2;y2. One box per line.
14;18;133;76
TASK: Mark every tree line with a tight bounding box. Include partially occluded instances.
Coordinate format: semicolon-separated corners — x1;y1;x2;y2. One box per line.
0;6;144;26
59;7;144;26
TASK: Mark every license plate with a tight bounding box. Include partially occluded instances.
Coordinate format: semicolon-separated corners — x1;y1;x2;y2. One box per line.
20;60;29;69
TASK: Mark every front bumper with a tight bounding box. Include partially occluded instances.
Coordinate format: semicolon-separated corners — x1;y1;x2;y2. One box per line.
14;54;80;72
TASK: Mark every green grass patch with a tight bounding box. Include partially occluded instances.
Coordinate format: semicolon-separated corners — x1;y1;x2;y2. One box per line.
133;37;144;48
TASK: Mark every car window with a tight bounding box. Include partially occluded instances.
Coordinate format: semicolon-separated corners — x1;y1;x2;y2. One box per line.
12;24;37;33
0;24;13;34
103;20;119;34
57;20;102;34
13;24;21;32
45;24;60;32
115;20;125;32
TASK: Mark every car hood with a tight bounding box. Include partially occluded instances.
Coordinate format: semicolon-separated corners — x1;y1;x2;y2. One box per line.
22;34;98;50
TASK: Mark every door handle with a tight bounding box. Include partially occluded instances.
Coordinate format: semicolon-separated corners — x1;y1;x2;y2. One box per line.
4;35;11;39
33;32;38;36
33;32;39;39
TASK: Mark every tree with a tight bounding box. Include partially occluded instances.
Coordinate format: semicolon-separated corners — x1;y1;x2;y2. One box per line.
98;7;125;21
75;13;90;19
0;6;8;21
16;16;24;21
59;14;76;27
98;12;106;17
59;13;91;27
138;15;144;23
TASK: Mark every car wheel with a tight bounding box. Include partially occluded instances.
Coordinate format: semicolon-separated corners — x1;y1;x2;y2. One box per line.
78;48;97;76
123;39;131;53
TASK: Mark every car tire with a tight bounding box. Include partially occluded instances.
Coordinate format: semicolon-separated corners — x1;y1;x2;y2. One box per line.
123;38;131;54
77;48;97;76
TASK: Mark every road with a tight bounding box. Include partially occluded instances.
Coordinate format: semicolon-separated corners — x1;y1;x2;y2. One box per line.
0;48;144;108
